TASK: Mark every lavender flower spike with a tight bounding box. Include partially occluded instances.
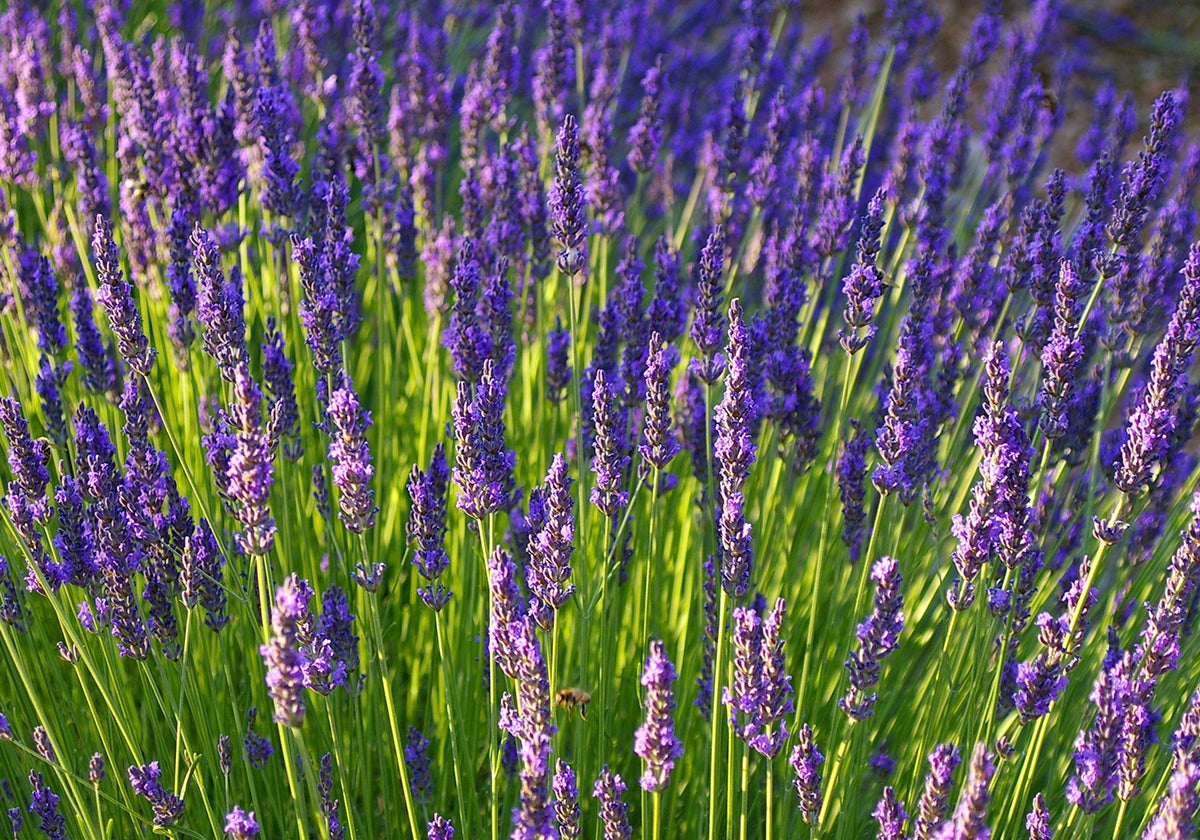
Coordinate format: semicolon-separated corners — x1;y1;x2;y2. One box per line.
328;374;378;534
527;453;576;630
407;443;451;611
640;331;681;480
553;759;581;840
550;115;587;279
593;766;632;840
1115;242;1200;494
92;215;155;375
451;359;515;519
590;369;630;517
912;744;962;840
932;743;995;840
228;364;276;556
28;771;66;840
840;556;905;721
1026;793;1052;840
225;806;260;839
874;787;908;840
128;761;185;827
689;228;727;383
260;574;310;728
1142;758;1200;840
789;724;824;826
635;638;683;792
427;814;455;840
715;300;758;599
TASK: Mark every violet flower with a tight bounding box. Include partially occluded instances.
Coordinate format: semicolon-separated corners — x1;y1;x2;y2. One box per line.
635;638;683;792
932;743;994;840
92;215;154;375
228;364;276;556
451;359;515;519
328;374;377;534
593;766;631;840
912;744;962;840
526;453;575;630
874;787;908;840
553;759;581;840
545;317;572;403
407;444;451;611
28;771;65;840
589;369;629;517
789;724;823;826
128;761;185;827
689;227;727;384
427;814;455;840
260;574;309;728
550;115;587;279
840;556;905;721
715;300;758;598
225;807;260;840
1025;793;1052;840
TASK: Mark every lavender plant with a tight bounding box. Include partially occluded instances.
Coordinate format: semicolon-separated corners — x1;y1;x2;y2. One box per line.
0;2;1199;839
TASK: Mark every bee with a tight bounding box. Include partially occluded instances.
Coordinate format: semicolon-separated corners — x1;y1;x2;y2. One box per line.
555;687;592;720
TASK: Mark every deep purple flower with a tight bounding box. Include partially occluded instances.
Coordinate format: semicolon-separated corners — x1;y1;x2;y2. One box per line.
262;318;300;458
128;761;185;827
28;771;65;840
840;188;888;354
70;284;113;395
814;135;866;258
407;444;451;610
526;454;575;630
89;752;105;786
225;806;260;839
0;397;50;527
181;517;228;631
789;724;823;826
912;744;962;840
589;369;629;517
689;228;727;383
627;57;664;174
874;786;908;840
405;726;433;806
932;743;994;840
17;248;66;356
451;359;515;519
260;574;309;728
1040;260;1086;439
635;638;683;791
1115;243;1200;494
550;115;587;279
228;364;276;555
546;317;572;404
92;215;154;375
715;300;758;598
840;556;905;720
427;814;455;840
553;759;581;840
1142;758;1200;840
593;766;631;840
639;332;680;481
838;419;871;563
191;223;248;380
255;85;301;217
328;375;377;534
1025;793;1052;840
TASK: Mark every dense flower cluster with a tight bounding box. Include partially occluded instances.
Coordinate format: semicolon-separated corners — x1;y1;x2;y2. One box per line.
0;1;1198;838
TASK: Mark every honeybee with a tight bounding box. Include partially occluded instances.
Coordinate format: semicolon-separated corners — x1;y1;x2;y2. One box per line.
555;687;592;720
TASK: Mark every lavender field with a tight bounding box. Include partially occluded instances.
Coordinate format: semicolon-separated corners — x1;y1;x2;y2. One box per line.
0;0;1198;838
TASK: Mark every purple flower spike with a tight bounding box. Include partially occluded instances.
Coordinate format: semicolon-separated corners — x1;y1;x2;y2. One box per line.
1142;758;1200;840
228;364;276;556
181;518;228;632
407;444;451;611
527;453;576;630
1026;793;1052;840
260;574;309;728
92;215;155;375
551;115;587;279
874;786;908;840
912;744;962;840
451;359;515;519
328;374;378;534
225;806;260;839
933;743;994;840
590;369;630;517
715;300;758;598
546;317;572;404
1115;243;1200;494
128;761;185;827
840;556;905;721
789;724;823;826
28;771;66;840
840;188;888;354
635;638;683;792
689;227;727;383
427;814;455;840
405;727;433;806
593;766;631;840
1040;260;1085;440
640;331;681;480
627;56;664;174
554;759;581;840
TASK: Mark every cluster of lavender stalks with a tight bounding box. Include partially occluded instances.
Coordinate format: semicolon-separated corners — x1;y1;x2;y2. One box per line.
1;0;1200;838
